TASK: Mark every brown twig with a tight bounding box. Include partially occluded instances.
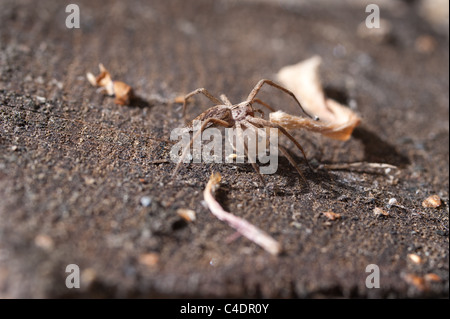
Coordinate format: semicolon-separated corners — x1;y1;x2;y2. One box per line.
317;162;398;173
203;172;281;255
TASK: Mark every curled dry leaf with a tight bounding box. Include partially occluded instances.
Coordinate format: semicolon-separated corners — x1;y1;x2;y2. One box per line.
176;208;196;222
323;211;341;221
407;253;423;264
403;273;427;291
203;172;281;255
34;234;54;251
273;55;360;141
86;63;133;105
373;207;389;217
424;273;441;282
422;195;442;208
138;253;160;267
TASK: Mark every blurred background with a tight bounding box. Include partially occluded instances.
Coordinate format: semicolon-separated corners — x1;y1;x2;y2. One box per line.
0;0;448;298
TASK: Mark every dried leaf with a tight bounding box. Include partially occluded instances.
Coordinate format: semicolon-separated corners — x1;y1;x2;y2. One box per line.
373;207;389;217
407;253;423;264
113;81;133;105
177;208;196;222
422;195;442;208
139;253;159;267
403;273;427;291
424;273;441;282
323;211;341;221
86;63;133;105
274;56;360;141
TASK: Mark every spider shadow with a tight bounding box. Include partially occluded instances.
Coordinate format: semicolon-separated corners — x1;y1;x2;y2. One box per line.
352;127;410;168
128;94;154;108
274;154;363;199
323;86;410;168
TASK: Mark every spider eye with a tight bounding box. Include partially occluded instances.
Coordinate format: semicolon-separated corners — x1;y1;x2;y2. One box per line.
314;116;320;121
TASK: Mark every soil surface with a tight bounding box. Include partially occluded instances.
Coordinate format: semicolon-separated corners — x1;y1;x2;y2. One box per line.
0;0;448;298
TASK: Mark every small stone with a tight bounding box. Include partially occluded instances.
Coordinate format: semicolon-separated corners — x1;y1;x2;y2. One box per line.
388;198;398;205
34;234;54;251
140;196;152;207
209;258;218;267
436;230;448;236
424;273;441;282
35;76;44;84
422;195;441;208
36;96;46;104
290;221;302;229
84;177;95;185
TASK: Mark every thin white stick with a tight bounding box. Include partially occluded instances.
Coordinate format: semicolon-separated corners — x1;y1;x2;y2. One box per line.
203;173;281;255
318;162;398;171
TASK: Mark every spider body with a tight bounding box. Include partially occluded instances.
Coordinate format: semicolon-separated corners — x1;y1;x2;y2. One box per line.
174;79;318;185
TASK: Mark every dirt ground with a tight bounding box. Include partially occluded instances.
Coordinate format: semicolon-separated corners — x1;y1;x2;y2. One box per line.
0;0;448;298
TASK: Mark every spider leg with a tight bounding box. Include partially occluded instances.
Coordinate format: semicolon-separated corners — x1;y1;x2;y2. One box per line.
246;79;317;120
278;145;308;183
182;88;223;121
172;117;233;178
246;117;313;171
235;122;265;186
252;108;265;119
252;98;276;112
244;119;309;182
219;94;233;106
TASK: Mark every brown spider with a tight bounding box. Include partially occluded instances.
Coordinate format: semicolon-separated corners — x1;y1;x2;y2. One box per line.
173;79;318;184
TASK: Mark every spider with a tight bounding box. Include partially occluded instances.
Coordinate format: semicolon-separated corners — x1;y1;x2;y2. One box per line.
173;79;319;184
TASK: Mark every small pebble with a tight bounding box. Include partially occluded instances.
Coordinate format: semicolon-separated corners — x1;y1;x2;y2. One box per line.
34;234;54;251
209;258;217;267
436;230;448;236
388;198;398;205
290;221;302;229
140;196;152;207
36;96;46;104
415;35;437;54
139;253;159;267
